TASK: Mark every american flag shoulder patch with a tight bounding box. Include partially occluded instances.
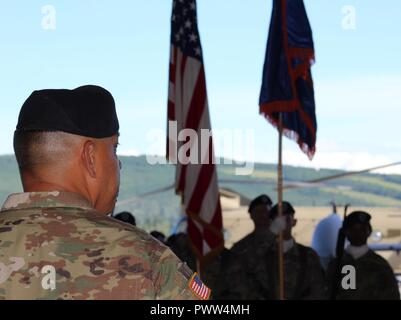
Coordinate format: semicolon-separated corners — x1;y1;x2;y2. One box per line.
188;272;211;300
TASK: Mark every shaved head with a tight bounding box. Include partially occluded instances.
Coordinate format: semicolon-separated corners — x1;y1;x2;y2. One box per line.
13;130;121;215
14;131;82;172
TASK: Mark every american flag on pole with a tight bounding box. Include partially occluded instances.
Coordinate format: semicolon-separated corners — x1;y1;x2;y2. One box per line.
167;0;224;263
259;0;317;159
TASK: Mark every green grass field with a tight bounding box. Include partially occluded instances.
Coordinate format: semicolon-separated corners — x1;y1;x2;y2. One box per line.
1;155;401;234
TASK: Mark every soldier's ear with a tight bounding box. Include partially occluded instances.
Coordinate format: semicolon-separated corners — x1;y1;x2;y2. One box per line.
366;225;372;238
81;140;97;179
292;218;297;227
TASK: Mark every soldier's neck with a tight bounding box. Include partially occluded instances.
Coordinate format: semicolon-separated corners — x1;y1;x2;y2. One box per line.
22;174;92;208
283;231;293;240
254;226;270;235
24;181;73;193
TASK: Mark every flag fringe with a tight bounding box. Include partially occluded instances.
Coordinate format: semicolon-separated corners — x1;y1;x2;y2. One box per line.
186;209;223;238
259;109;315;160
175;193;225;265
186;206;224;266
188;237;225;267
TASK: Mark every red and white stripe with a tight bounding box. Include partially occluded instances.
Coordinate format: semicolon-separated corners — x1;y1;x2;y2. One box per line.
190;276;210;300
167;44;223;260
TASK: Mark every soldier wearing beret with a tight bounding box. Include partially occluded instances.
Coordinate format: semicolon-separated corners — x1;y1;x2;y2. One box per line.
216;194;287;299
264;201;326;300
0;85;208;300
326;211;400;300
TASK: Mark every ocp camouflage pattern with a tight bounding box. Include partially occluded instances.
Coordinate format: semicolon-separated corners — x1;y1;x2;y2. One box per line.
0;191;202;300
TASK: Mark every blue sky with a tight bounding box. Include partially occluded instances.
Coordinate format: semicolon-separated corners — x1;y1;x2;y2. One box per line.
1;0;401;173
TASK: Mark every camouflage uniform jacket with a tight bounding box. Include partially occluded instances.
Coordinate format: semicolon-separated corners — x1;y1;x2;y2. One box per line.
326;250;400;300
217;230;276;299
0;192;206;300
220;232;325;300
266;241;326;300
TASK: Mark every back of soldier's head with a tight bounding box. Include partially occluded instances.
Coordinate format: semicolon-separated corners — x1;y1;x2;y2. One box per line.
14;131;81;174
150;230;166;243
166;234;178;247
113;211;136;226
14;85;121;215
14;85;119;171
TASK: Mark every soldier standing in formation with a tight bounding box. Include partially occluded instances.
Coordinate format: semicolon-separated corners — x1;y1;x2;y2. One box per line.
216;195;326;299
266;201;326;299
0;85;209;300
216;195;285;299
326;211;400;300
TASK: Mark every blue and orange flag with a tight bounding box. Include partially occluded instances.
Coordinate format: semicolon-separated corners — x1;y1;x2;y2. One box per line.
259;0;317;159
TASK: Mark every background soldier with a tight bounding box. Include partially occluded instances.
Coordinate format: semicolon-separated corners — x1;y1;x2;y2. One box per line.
327;211;400;300
216;194;286;299
113;211;136;226
266;201;326;300
0;85;208;300
150;230;166;243
166;232;196;272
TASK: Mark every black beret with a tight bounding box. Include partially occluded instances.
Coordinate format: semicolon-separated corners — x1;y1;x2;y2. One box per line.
248;194;273;213
16;85;119;138
269;201;295;219
343;211;371;230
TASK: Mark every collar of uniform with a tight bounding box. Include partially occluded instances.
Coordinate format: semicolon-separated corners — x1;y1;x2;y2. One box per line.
283;238;295;253
272;237;297;254
346;244;369;260
1;191;94;212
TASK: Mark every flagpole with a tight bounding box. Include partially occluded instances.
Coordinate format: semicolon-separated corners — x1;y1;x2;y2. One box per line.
196;259;201;277
277;113;285;300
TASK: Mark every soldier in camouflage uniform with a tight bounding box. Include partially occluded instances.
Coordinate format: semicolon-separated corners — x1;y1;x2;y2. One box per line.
166;232;197;272
218;197;325;300
263;202;326;300
216;195;285;299
0;86;209;300
326;211;400;300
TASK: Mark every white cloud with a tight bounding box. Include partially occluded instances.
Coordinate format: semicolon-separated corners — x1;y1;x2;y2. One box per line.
281;150;401;175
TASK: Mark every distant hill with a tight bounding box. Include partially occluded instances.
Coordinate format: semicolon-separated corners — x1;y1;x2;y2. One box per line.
1;155;401;234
